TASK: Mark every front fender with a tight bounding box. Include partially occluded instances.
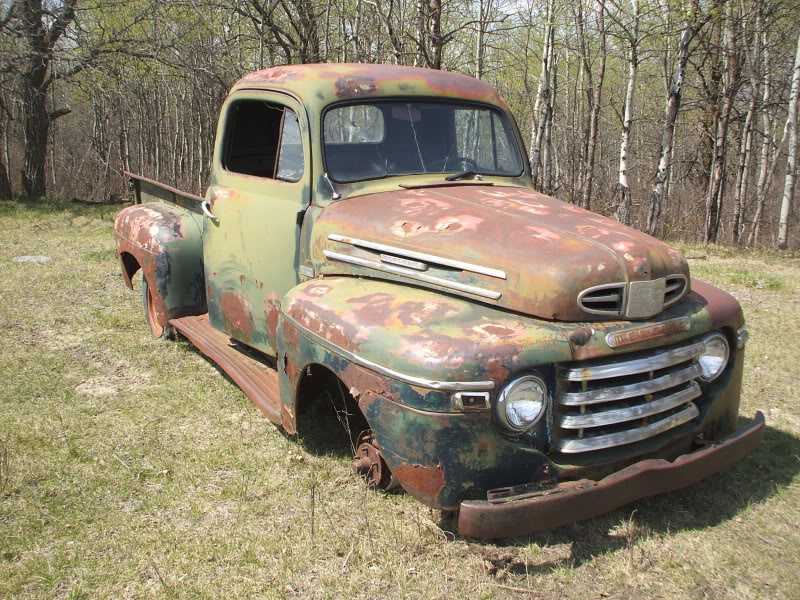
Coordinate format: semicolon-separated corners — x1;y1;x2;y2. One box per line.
277;276;572;412
115;202;206;325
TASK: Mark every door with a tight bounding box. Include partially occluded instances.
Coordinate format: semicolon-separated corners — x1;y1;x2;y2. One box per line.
203;91;310;356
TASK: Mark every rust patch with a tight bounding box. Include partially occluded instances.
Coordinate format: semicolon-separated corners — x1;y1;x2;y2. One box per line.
287;298;360;352
486;359;510;384
569;327;595;347
335;77;379;99
281;402;296;434
395;300;458;326
347;292;397;326
393;463;446;505
220;292;254;342
281;319;300;346
341;362;392;398
264;293;281;349
283;354;302;386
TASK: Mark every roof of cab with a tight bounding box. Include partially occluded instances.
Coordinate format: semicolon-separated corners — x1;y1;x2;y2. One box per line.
230;63;508;112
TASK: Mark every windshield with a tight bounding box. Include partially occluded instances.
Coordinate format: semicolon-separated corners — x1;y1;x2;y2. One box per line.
323;101;524;183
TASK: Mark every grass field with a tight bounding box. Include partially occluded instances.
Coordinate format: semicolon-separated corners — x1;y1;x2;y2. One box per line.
1;200;799;599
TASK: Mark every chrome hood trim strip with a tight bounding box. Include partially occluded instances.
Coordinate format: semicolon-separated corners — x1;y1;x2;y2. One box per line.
324;250;503;300
328;233;507;280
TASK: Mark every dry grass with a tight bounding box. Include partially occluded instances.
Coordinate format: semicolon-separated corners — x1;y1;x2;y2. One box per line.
1;201;798;599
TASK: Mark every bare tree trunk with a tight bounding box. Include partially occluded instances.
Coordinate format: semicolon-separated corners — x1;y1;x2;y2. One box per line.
777;33;800;249
0;114;11;199
704;2;739;243
615;0;639;226
731;8;761;244
646;26;691;234
647;5;715;235
581;0;606;210
531;0;555;190
749;31;774;247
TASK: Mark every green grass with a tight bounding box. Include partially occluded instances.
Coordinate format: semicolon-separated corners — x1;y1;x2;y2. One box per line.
1;201;799;598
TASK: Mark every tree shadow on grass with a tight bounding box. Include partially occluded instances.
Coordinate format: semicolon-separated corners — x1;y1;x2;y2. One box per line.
457;417;800;575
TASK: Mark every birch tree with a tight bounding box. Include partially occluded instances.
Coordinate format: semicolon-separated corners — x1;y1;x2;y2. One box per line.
645;0;715;235
609;0;642;226
777;32;800;249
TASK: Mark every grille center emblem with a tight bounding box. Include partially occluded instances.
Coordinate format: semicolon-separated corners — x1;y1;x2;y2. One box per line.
626;278;666;318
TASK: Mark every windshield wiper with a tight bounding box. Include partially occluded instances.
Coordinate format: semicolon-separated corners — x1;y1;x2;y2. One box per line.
445;171;483;181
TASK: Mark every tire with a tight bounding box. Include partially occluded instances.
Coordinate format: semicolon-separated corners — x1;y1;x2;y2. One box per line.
142;276;176;340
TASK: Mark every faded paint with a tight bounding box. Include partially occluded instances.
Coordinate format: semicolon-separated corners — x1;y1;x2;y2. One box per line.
114;63;759;528
312;186;689;322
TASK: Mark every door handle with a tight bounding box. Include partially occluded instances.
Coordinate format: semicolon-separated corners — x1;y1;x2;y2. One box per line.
201;200;218;220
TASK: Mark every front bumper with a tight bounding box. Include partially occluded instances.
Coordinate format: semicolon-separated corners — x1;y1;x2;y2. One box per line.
458;411;765;538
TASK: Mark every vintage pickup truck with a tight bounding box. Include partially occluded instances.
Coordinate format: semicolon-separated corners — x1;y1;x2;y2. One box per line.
115;63;764;538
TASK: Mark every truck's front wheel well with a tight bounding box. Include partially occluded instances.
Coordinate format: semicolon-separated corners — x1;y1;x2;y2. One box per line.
295;364;369;457
119;251;141;289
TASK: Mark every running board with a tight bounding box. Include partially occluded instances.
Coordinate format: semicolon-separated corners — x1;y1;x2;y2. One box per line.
169;314;282;425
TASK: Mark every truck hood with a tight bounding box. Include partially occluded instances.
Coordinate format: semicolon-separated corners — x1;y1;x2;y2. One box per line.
309;185;690;321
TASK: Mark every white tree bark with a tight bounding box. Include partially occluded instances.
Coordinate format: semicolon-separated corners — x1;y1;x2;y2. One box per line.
615;0;639;226
778;33;800;249
646;22;694;235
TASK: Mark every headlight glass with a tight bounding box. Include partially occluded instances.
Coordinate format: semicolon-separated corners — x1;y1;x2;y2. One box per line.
698;332;729;381
496;375;548;432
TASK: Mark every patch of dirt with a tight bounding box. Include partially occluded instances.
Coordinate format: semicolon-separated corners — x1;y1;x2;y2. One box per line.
467;542;573;579
38;328;153;397
75;379;119;397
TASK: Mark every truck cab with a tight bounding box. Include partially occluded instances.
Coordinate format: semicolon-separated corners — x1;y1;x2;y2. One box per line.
115;64;763;538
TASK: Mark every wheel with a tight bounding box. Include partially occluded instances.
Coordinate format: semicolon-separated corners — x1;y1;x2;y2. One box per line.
351;430;399;491
142;276;176;340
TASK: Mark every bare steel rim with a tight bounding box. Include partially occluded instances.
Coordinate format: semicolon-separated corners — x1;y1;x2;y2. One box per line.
351;430;398;490
142;277;175;339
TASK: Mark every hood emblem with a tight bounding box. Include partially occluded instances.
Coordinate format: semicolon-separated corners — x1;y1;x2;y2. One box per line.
626;279;667;318
606;317;691;348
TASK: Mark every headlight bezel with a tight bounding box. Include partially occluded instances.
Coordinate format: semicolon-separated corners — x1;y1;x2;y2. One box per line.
698;331;730;382
495;373;549;433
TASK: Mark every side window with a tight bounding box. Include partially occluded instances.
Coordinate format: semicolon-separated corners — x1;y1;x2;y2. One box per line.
276;111;304;182
223;100;304;181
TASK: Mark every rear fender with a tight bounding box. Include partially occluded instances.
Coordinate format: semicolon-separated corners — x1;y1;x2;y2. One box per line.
115;202;206;327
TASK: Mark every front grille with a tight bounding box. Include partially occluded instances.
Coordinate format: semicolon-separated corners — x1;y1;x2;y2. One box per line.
577;283;625;316
554;339;705;454
577;274;690;319
664;275;688;307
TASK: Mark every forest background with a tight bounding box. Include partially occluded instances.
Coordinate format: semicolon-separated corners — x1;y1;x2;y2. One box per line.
0;0;799;249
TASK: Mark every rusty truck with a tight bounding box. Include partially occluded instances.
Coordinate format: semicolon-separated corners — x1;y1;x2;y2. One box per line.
115;63;764;538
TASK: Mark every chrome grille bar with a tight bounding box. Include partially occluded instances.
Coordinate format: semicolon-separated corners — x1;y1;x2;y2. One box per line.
554;404;700;454
559;363;702;406
557;341;705;382
560;383;701;429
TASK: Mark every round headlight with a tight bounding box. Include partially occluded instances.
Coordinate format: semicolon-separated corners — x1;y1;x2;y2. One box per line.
698;332;729;381
496;375;548;432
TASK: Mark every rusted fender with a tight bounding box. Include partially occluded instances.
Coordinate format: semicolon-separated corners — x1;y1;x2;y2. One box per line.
278;276;731;404
279;276;572;406
311;186;689;322
115;202;206;325
458;412;765;538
